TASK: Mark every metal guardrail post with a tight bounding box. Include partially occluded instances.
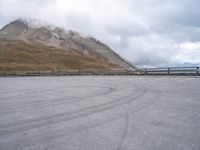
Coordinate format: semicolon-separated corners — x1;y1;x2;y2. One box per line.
145;68;147;75
79;69;81;75
168;68;170;74
197;67;199;75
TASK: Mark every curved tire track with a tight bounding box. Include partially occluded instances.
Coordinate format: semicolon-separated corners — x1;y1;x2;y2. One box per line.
0;86;117;114
0;84;147;136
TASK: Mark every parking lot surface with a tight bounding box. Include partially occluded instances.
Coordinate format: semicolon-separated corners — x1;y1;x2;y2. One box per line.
0;76;200;150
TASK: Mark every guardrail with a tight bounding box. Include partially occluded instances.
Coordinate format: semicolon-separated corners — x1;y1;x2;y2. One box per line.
0;69;139;76
0;67;199;76
139;67;200;76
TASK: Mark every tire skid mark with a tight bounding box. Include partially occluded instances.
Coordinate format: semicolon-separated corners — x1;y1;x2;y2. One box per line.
0;86;142;130
115;79;162;150
0;85;147;136
116;106;129;150
0;111;125;150
0;86;117;115
22;83;161;150
0;80;81;96
0;86;67;100
0;85;109;106
24;85;161;150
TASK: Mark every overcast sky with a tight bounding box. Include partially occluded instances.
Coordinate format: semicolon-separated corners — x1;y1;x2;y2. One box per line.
0;0;200;67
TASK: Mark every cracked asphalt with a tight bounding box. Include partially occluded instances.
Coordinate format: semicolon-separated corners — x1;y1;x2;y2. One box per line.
0;76;200;150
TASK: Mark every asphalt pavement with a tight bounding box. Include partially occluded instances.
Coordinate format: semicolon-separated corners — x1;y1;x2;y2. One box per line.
0;76;199;150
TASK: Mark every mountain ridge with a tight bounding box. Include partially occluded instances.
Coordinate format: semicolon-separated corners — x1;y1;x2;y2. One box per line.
0;19;136;71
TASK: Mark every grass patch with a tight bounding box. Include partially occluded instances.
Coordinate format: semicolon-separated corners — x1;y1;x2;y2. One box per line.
0;39;120;71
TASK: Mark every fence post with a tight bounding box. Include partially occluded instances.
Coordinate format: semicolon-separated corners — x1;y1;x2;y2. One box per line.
168;68;170;74
145;68;147;75
197;67;199;75
78;69;81;75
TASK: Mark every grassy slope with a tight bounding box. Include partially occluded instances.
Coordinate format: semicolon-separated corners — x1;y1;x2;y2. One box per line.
0;40;120;71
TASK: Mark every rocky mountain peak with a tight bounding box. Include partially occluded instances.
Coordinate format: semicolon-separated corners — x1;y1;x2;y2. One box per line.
0;19;136;70
53;27;67;39
0;19;29;35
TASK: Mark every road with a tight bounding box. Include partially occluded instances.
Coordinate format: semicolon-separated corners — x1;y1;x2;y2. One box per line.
0;76;199;150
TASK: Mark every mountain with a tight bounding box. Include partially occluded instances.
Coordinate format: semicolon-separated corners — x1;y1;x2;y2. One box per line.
0;19;136;71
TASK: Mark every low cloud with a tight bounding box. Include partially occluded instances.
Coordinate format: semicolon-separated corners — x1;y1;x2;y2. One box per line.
0;0;200;67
